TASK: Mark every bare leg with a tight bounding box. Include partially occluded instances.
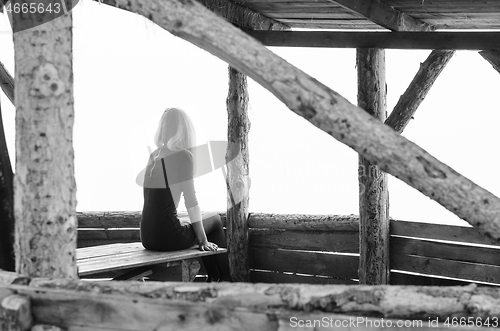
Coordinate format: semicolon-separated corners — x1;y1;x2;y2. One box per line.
201;213;231;281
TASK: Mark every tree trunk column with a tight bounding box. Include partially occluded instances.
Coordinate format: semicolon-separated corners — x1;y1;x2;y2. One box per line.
0;99;14;272
357;48;390;285
226;67;250;282
13;12;77;278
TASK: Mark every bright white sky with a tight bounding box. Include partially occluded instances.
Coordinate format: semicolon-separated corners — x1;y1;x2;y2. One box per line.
1;1;500;226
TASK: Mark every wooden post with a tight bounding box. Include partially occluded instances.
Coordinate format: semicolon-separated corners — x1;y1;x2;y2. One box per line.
202;0;288;282
13;11;77;277
357;48;389;285
0;99;14;272
226;67;250;282
0;295;32;331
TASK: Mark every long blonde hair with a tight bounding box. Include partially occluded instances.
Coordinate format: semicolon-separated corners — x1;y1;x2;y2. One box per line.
154;107;196;151
149;108;197;177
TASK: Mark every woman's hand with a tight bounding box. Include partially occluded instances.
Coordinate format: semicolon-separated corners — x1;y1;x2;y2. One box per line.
199;240;218;251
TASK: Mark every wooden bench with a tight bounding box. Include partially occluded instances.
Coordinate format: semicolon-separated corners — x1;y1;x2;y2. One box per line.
77;242;227;282
76;212;227;282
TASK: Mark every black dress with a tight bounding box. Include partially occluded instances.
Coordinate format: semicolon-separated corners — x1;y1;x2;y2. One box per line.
140;149;199;251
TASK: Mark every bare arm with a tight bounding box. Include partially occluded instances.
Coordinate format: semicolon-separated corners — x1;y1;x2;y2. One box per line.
187;204;218;251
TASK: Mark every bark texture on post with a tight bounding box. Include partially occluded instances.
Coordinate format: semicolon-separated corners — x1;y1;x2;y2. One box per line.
357;49;390;285
0;100;14;272
89;0;500;240
226;67;250;282
13;13;77;278
385;50;455;133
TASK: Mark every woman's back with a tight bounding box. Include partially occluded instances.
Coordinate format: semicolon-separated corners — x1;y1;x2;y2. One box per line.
141;148;198;250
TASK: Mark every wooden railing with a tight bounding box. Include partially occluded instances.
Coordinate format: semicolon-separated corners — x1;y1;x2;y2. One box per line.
77;212;500;286
390;221;500;286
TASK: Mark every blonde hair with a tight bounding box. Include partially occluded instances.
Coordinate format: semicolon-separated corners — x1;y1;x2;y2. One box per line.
149;108;197;178
154;107;196;151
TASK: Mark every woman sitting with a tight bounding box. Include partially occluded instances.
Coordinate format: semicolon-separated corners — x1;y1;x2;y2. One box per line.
139;107;231;282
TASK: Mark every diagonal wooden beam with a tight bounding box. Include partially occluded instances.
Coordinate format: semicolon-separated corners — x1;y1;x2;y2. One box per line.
0;61;14;105
328;0;434;32
479;49;500;75
385;50;455;133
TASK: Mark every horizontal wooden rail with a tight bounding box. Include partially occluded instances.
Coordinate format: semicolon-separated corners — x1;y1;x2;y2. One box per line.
392;254;500;285
248;213;359;231
250;270;359;285
390;220;500;246
250;247;359;280
246;31;500;50
2;271;500;329
249;228;359;252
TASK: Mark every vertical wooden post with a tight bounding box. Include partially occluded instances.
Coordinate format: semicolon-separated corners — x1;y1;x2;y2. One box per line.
13;12;77;277
357;48;390;285
198;0;287;282
226;67;250;282
0;99;15;272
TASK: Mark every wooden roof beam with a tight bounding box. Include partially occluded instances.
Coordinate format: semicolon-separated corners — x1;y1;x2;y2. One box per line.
246;31;500;50
328;0;434;32
385;50;455;133
479;49;500;75
197;0;289;30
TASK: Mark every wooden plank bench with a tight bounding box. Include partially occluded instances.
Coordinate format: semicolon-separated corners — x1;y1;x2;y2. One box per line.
77;242;227;282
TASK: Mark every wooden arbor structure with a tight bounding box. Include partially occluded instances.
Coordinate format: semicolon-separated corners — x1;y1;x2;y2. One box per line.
2;0;500;329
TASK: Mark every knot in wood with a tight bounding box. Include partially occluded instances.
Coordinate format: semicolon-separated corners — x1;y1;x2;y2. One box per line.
466;303;481;315
267;286;301;309
204;307;226;325
172;286;217;302
416;156;447;179
30;63;65;98
373;289;385;300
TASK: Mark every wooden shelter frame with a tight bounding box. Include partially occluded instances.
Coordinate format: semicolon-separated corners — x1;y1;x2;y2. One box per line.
1;0;500;329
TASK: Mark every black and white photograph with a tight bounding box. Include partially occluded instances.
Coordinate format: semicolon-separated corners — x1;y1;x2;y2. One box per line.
1;0;500;329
